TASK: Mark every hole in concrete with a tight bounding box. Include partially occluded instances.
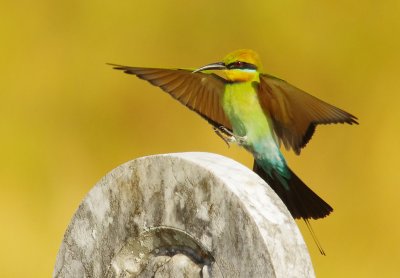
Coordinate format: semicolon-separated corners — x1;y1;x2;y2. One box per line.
106;226;222;277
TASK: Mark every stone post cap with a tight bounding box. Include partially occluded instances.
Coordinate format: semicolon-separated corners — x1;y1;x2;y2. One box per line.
54;152;314;277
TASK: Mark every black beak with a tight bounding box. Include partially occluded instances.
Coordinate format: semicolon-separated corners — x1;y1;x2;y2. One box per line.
192;62;226;73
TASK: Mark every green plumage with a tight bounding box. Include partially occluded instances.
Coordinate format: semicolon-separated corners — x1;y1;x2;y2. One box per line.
223;80;290;184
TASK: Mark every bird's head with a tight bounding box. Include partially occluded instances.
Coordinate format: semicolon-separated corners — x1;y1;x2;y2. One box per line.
193;49;263;82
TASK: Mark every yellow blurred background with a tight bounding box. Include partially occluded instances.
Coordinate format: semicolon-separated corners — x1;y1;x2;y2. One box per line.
1;1;399;277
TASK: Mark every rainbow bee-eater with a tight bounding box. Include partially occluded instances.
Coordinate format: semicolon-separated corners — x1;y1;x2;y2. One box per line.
109;49;358;254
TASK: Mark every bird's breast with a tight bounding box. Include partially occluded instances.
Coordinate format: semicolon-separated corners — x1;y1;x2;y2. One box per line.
222;82;286;171
222;82;272;140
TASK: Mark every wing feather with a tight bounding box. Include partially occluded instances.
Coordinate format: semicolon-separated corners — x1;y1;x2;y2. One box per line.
109;64;232;130
258;74;358;154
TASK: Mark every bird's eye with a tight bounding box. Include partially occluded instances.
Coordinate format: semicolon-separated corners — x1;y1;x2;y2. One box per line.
227;61;257;70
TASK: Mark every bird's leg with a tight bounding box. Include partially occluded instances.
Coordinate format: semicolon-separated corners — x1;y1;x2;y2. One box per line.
214;126;248;145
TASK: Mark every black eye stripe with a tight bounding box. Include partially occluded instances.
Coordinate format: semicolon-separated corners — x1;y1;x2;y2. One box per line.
226;61;257;70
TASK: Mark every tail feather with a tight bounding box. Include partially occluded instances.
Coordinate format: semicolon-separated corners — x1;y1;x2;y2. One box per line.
253;160;333;220
253;160;332;255
304;219;326;255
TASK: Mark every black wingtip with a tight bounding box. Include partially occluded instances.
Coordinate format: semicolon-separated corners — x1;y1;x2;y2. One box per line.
106;62;119;68
350;116;359;125
106;63;135;75
106;63;127;70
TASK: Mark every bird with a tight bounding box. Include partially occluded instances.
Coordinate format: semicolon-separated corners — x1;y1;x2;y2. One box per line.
109;49;358;254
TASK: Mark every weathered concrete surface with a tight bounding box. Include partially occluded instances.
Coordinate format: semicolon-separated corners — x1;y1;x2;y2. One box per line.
54;152;315;277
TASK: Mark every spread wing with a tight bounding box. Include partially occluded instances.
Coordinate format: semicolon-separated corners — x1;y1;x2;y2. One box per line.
109;64;232;130
258;74;358;154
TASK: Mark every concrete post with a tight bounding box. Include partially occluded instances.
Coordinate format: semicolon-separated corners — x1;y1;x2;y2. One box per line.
54;152;314;277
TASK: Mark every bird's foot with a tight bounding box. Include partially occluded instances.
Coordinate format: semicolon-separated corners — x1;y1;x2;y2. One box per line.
213;126;247;146
231;134;248;145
